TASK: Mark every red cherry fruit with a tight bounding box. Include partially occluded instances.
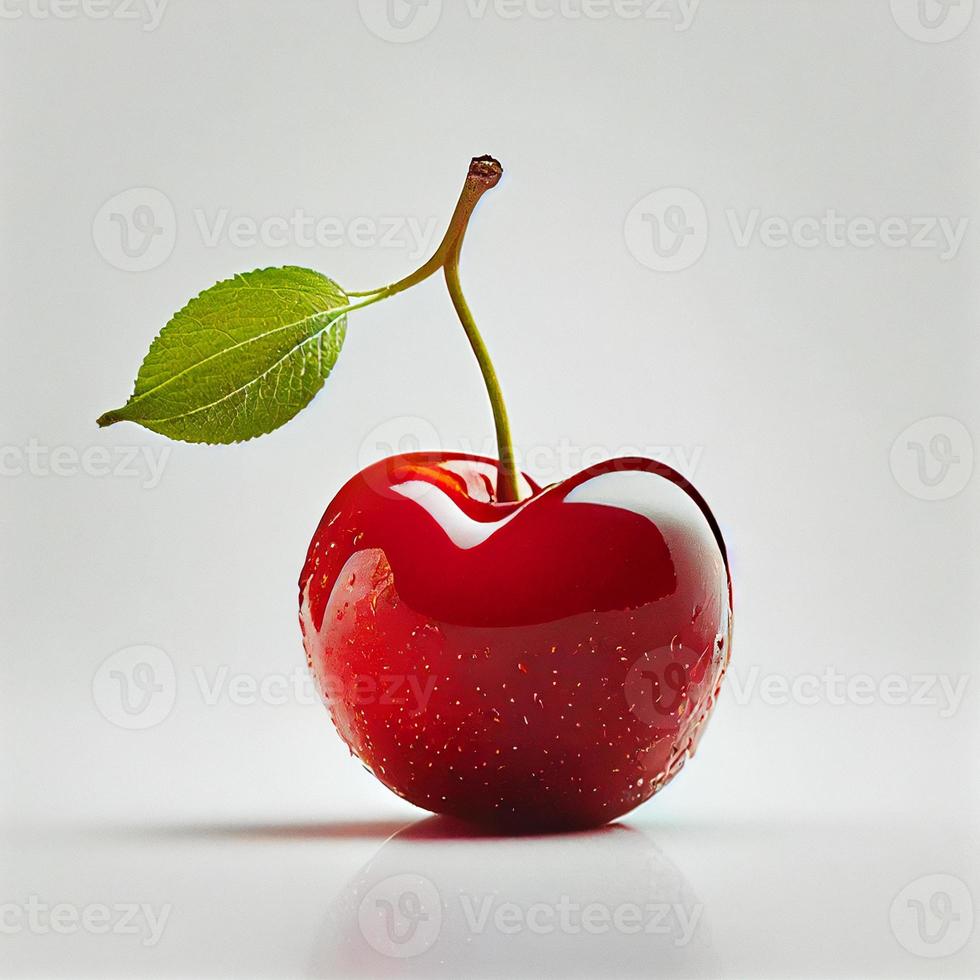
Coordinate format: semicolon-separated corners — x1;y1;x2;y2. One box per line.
299;452;731;831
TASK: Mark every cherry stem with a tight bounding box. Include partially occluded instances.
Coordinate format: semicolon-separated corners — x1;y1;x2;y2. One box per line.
347;155;522;503
443;216;521;503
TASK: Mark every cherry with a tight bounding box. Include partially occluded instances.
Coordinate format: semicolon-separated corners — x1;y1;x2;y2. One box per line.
99;153;733;832
300;453;731;830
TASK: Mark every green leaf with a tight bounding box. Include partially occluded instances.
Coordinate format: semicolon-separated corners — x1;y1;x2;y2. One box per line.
97;266;349;444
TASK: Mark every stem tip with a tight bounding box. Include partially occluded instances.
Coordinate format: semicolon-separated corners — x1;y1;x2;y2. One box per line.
468;155;503;188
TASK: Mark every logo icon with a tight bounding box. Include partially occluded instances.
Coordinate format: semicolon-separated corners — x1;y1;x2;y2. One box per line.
890;416;973;500
358;415;441;470
890;0;974;42
357;874;442;957
357;415;442;495
92;188;176;272
92;645;177;729
358;0;443;43
624;188;708;272
890;874;974;957
625;646;692;727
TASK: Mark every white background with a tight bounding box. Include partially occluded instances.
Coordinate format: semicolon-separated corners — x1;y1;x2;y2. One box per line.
1;1;978;976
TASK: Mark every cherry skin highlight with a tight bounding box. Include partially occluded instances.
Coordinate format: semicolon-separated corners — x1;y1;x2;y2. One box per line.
299;453;732;831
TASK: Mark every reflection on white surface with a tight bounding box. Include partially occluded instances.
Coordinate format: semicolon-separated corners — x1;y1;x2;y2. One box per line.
3;815;976;977
316;816;711;976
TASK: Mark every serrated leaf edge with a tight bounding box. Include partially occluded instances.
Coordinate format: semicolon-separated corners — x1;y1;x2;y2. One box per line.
138;315;346;426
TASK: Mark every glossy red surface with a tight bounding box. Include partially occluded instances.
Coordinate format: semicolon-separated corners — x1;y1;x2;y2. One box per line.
299;454;732;830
